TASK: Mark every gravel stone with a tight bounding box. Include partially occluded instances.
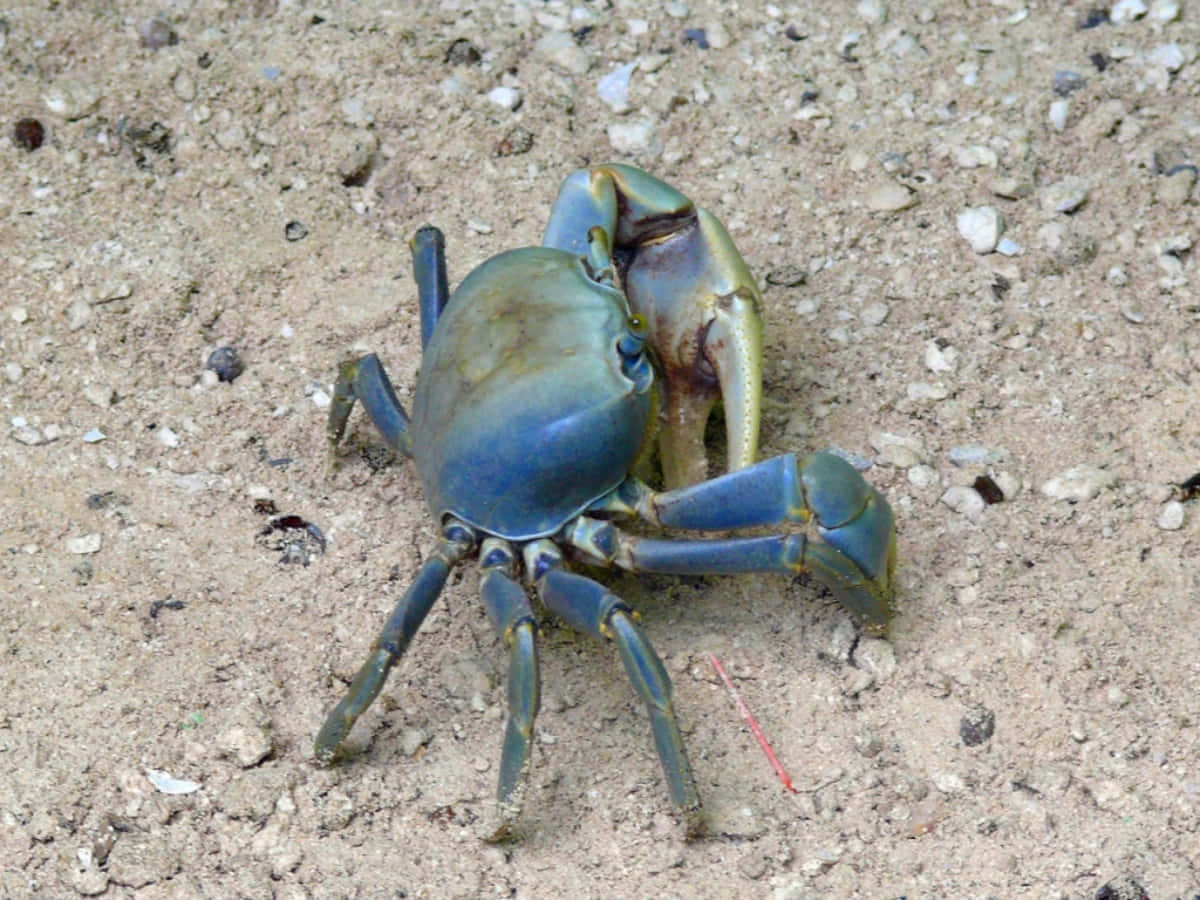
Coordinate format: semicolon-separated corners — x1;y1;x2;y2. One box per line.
959;705;996;746
864;179;917;211
956;206;1003;254
1040;464;1117;501
608;120;662;157
1109;0;1148;24
1156;500;1185;530
486;86;521;110
940;485;986;518
1040;178;1089;213
535;32;590;75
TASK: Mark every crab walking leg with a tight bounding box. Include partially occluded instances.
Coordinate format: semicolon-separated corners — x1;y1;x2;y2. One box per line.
532;551;703;837
327;353;415;459
313;526;474;764
543;164;764;488
478;540;541;838
410;225;450;350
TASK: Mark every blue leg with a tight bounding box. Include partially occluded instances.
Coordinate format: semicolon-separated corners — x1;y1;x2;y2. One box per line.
410;225;450;350
578;452;896;627
313;522;474;764
327;353;415;458
530;544;703;837
478;539;541;840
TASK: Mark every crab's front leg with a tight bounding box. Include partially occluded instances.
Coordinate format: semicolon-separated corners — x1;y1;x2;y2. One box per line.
543;164;764;488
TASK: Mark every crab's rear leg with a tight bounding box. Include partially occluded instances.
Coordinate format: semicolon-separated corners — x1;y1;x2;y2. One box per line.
527;541;704;838
313;521;474;764
327;226;449;461
579;452;897;628
543;164;764;488
478;539;542;841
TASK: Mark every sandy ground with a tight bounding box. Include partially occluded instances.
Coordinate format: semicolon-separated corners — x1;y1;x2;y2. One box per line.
3;1;1199;897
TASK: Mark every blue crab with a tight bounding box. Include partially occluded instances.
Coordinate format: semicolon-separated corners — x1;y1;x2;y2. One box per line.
314;164;895;839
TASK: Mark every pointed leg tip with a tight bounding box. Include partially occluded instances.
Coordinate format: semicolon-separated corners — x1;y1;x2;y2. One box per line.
681;803;706;841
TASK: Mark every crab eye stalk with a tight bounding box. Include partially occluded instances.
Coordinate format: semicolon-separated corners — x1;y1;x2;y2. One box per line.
617;315;653;391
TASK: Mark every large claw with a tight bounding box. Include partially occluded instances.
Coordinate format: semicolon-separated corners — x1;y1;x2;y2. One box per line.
543;164;764;489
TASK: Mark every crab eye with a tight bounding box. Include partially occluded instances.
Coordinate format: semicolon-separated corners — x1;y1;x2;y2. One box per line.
628;312;648;336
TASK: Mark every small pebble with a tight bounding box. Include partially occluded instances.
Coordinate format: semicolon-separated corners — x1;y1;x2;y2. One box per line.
1109;0;1148;24
444;38;482;66
959;705;996;746
1094;875;1150;900
681;28;710;49
1149;0;1181;22
607;120;662;157
940;485;986;518
284;220;308;242
158;426;180;448
1040;178;1089;213
861;301;890;326
907;381;950;402
1156;500;1185;530
1148;42;1188;73
1052;71;1086;97
205;346;245;383
956;206;1003;254
907;465;939;488
856;0;888;25
870;431;930;467
597;62;637;113
138;16;178;49
995;237;1022;256
467;218;493;235
83;428;106;443
1040;464;1116;501
535;31;590;75
989;176;1033;199
924;342;959;373
486;86;521;111
12;117;45;151
10;306;28;324
864;179;917;211
66;533;102;555
1048;99;1070;132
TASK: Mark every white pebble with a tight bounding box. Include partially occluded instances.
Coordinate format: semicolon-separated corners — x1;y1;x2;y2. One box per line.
870;431;930;467
4;362;22;382
941;485;986;518
535;31;591;75
906;381;950;402
10;306;28;323
626;18;649;36
924;342;959;374
1048;98;1070;132
607;120;662;157
310;388;331;409
467;219;493;234
487;86;522;110
597;62;637;113
158;426;180;448
1110;0;1148;24
995;237;1022;256
1149;43;1187;73
948;444;1006;466
1040;464;1117;501
1157;500;1185;530
66;533;102;554
83;427;105;443
1040;178;1089;213
864;180;917;211
992;470;1022;499
1149;0;1181;22
956;206;1004;254
907;465;939;488
861;301;890;325
83;383;115;408
856;0;888;25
